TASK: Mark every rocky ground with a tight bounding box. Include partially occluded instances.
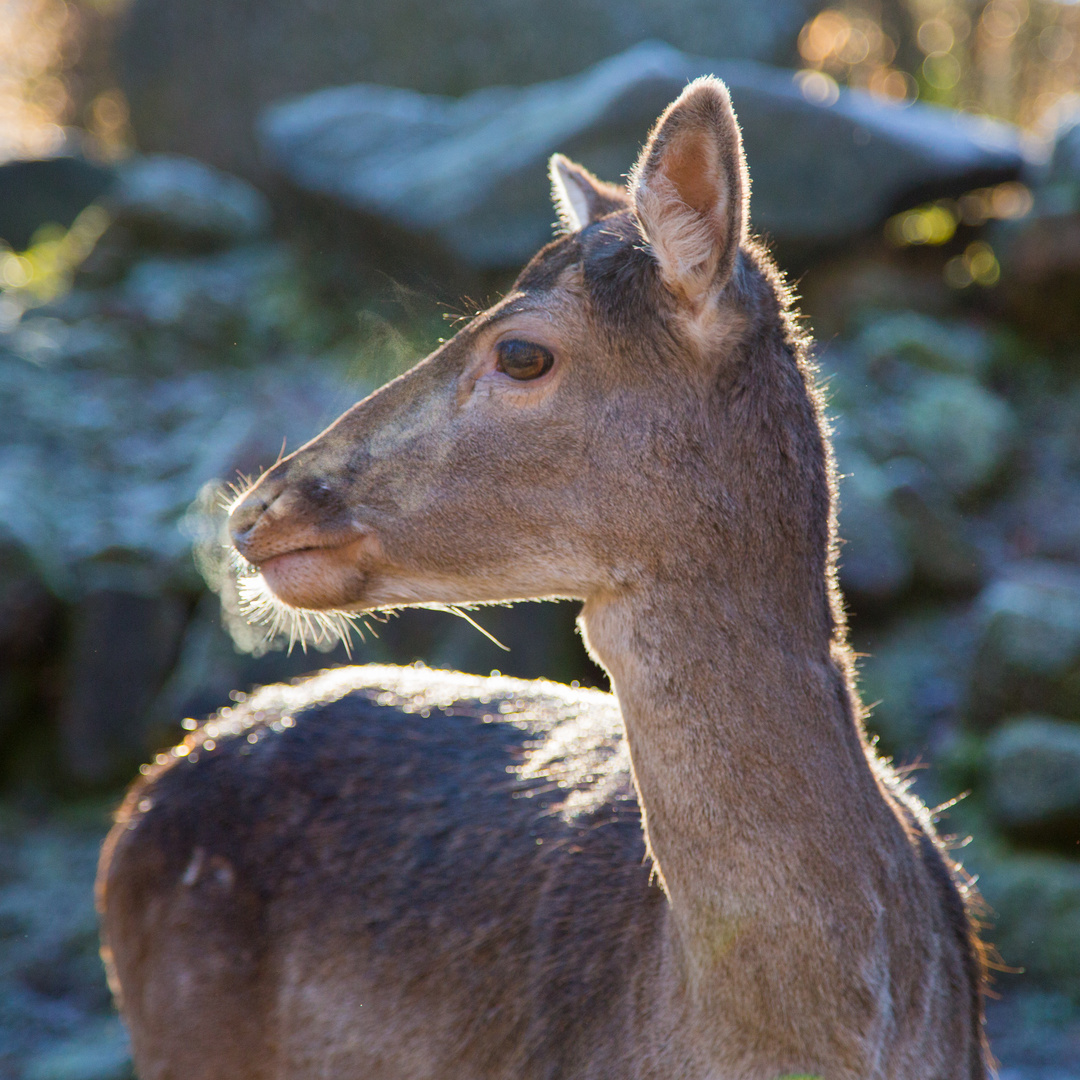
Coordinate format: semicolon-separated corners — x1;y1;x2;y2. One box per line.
0;88;1079;1077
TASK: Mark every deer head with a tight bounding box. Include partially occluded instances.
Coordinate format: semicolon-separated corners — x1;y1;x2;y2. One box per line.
229;77;830;640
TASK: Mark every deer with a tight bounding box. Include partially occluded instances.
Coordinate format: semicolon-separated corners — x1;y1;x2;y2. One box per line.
97;78;990;1080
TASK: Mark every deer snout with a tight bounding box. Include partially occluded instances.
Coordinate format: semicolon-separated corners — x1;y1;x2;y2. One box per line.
229;470;289;562
229;466;373;572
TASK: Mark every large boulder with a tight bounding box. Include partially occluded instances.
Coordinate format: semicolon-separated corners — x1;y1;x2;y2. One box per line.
0;156;114;252
117;0;825;181
259;41;1028;268
968;562;1080;729
894;373;1016;499
991;383;1080;566
834;448;912;604
0;281;363;782
974;851;1080;999
106;155;271;252
997;115;1080;341
856;609;972;754
985;715;1080;845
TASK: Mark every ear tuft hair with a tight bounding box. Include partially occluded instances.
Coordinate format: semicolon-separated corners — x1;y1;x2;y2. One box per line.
549;154;628;234
629;78;749;307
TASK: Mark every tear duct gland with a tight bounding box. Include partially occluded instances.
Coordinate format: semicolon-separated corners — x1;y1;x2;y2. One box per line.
99;78;990;1080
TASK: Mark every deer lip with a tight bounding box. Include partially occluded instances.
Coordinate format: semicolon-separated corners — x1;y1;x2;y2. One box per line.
251;531;383;611
239;527;374;570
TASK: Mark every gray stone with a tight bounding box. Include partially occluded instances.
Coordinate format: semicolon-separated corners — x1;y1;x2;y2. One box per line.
58;580;191;785
259;41;1028;268
993;385;1080;565
968;562;1080;729
986;716;1080;842
116;247;289;340
973;850;1080;999
1052;116;1080;182
856;610;969;754
834;448;912;603
1034;114;1080;218
0;155;115;252
0;810;131;1079
853;311;990;379
996;118;1080;338
0;314;361;599
118;0;825;181
887;474;987;593
896;373;1015;499
107;155;270;250
24;1019;132;1080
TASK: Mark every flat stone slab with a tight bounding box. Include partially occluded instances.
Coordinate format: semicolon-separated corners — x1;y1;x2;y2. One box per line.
117;0;824;180
259;40;1028;267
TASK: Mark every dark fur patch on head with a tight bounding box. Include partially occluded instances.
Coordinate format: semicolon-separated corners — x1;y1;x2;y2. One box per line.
511;212;666;342
512;233;583;293
579;212;670;338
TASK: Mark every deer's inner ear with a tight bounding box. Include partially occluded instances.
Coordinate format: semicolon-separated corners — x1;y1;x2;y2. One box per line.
630;77;748;307
549;154;628;233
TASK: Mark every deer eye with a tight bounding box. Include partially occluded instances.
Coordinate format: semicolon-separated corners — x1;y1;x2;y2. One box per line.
495;339;554;381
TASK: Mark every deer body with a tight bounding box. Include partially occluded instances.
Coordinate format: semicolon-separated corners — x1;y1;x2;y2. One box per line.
99;80;988;1079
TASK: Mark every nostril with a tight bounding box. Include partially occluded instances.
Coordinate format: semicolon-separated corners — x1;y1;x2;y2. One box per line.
229;493;272;544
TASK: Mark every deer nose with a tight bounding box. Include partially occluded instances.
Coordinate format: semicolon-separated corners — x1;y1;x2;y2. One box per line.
229;471;287;552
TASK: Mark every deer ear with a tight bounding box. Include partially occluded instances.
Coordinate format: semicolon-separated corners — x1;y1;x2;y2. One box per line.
549;154;627;233
630;78;748;307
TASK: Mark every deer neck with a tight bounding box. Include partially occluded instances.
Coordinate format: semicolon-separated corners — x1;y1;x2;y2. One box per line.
580;560;895;994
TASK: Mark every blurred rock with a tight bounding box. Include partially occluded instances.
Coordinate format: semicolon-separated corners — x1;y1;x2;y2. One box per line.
0;809;132;1079
23;1018;132;1080
976;851;1080;999
854;311;989;379
58;580;190;785
984;989;1080;1077
968;562;1080;729
0;317;359;599
116;247;289;341
995;388;1080;566
857;609;971;754
118;0;826;181
834;441;988;603
259;41;1027;268
888;475;987;593
997;117;1080;341
0;156;115;252
986;716;1080;844
897;373;1015;499
107;155;271;252
835;449;912;604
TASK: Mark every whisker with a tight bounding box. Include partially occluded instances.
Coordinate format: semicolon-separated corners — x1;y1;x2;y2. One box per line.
439;605;511;652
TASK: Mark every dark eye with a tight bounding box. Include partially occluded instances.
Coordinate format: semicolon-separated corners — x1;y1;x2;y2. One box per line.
495;339;554;381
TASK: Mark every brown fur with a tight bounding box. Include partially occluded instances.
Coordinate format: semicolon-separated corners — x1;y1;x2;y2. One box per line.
99;79;989;1079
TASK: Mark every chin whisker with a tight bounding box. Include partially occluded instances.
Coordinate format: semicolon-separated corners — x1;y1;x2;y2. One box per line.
229;548;366;658
436;604;511;652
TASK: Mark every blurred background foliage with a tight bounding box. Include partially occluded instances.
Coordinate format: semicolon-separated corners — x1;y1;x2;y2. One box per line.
1;1;1080;1078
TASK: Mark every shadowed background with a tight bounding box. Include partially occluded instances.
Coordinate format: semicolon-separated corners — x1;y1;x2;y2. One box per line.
1;1;1080;1076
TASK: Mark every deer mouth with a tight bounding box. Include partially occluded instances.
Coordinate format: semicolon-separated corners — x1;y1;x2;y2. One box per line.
250;533;383;611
